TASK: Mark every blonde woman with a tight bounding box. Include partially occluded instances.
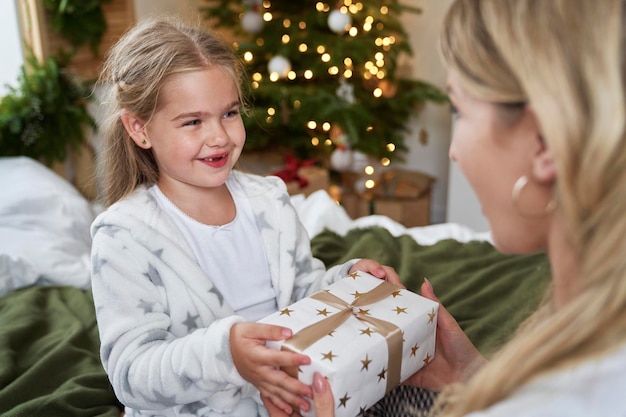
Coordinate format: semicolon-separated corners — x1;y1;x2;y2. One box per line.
310;0;626;416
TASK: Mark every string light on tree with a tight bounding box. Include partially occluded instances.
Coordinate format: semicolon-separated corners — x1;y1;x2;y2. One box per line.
201;0;447;161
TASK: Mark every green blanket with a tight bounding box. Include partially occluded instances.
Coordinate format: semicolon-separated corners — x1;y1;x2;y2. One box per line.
0;285;121;417
311;227;551;355
0;226;551;415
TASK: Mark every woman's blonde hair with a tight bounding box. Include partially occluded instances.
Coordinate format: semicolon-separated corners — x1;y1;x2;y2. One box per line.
437;0;626;415
96;16;246;206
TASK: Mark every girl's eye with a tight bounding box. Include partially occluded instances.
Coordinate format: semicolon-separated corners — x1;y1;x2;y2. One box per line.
224;108;240;118
183;119;201;126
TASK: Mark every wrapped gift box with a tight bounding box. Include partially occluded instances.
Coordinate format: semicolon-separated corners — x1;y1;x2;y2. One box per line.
284;165;329;196
337;169;435;227
341;194;432;227
258;272;438;417
372;169;435;200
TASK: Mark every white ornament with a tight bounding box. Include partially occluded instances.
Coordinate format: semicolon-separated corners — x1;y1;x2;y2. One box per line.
327;10;351;34
336;78;355;104
241;10;264;34
268;55;292;78
351;150;370;172
330;146;354;171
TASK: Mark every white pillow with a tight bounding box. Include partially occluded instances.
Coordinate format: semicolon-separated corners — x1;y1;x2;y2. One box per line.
0;157;95;296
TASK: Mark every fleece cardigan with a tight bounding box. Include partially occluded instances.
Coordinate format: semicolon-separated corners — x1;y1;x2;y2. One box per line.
90;171;355;417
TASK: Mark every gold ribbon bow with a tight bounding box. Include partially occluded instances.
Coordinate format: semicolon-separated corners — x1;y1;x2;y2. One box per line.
281;280;404;393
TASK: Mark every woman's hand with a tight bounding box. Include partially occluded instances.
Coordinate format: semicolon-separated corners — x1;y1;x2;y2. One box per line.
403;279;487;391
349;259;403;286
311;372;335;417
230;322;313;415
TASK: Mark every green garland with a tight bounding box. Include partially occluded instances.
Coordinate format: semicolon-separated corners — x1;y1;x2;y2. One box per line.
43;0;112;56
0;0;112;166
0;54;96;165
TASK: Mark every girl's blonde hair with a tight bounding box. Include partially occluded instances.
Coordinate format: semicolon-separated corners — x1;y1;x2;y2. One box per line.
96;16;246;206
437;0;626;415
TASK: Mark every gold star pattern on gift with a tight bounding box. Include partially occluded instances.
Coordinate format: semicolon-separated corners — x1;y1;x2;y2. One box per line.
280;308;293;316
328;329;336;337
360;327;373;336
361;354;372;371
423;353;432;365
356;308;370;315
377;367;387;382
317;308;330;316
358;407;367;416
339;393;351;408
394;306;408;315
348;272;359;279
411;343;420;357
428;308;436;323
391;290;402;298
322;351;337;362
351;290;363;299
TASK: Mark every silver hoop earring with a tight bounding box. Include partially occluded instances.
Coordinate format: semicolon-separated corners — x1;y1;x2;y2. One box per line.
511;175;556;218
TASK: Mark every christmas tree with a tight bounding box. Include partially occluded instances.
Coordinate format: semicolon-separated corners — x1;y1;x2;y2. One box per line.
200;0;446;165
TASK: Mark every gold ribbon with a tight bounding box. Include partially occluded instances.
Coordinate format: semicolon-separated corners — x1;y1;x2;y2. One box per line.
281;280;404;393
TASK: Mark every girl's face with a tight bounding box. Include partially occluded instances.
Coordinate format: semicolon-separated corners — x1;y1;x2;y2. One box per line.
141;67;245;197
447;71;548;253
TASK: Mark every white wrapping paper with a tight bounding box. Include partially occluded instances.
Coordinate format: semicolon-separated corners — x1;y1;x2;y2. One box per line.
258;271;438;417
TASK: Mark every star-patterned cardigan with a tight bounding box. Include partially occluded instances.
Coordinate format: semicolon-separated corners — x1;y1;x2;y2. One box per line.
90;171;355;417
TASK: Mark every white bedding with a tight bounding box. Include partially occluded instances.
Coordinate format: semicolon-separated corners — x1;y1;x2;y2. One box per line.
0;157;489;297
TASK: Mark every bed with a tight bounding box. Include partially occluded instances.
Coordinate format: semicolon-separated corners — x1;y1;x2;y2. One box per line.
0;156;551;416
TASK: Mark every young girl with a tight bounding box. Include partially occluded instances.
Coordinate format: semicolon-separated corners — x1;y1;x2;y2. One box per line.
90;16;399;417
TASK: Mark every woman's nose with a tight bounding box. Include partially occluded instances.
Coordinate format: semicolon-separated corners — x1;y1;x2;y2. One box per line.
448;139;457;162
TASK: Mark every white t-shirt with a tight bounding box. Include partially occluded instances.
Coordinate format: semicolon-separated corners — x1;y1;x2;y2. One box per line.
149;180;277;321
467;342;626;417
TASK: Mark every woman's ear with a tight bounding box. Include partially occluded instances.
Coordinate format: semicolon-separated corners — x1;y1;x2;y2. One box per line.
524;105;556;186
121;110;151;149
532;139;557;185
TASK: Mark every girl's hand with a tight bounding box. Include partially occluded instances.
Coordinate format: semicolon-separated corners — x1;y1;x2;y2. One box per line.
349;259;402;286
402;279;487;391
230;322;313;415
